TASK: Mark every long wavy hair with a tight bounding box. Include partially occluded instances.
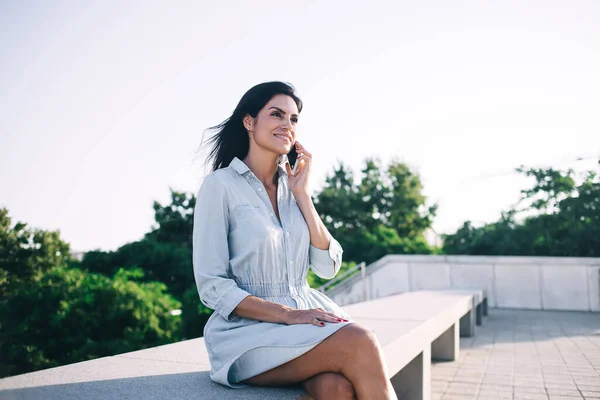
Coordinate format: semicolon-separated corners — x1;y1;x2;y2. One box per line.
200;81;303;173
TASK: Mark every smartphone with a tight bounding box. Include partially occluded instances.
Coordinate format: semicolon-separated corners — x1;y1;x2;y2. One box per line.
287;144;300;176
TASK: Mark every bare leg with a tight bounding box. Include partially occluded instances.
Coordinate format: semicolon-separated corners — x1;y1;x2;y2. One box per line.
301;372;355;400
242;323;397;400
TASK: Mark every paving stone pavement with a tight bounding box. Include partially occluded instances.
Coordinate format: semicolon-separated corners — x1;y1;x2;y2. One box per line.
430;309;600;400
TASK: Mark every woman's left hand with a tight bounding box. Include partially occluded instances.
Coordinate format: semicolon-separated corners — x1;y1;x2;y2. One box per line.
285;141;311;197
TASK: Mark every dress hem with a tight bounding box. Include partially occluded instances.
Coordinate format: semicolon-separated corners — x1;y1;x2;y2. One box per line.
213;321;355;388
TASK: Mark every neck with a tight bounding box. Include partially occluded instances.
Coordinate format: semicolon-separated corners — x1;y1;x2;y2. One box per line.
243;148;280;187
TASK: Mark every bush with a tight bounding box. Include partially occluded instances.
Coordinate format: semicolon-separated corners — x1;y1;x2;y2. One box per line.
0;267;181;377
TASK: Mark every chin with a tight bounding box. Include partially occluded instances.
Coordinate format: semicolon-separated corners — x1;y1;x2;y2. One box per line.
277;144;292;154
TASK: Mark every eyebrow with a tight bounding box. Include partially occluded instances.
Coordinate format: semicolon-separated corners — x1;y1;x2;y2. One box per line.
268;106;299;118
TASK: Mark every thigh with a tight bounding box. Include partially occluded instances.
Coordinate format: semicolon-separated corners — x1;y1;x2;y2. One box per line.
241;322;374;387
302;372;355;400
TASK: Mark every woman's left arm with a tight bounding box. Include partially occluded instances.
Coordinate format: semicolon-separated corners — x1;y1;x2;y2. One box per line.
295;193;344;279
287;141;343;279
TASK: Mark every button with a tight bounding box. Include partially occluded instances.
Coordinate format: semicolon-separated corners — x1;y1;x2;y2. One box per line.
289;260;293;264
270;212;274;217
258;188;263;192
286;231;290;236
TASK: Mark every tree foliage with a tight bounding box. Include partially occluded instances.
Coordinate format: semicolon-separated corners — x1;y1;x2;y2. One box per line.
0;208;70;299
0;209;181;378
443;161;600;256
314;157;438;264
81;190;196;298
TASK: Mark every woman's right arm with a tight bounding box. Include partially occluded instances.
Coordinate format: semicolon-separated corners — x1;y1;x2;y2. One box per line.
193;174;345;326
233;296;293;323
193;174;251;321
234;296;347;326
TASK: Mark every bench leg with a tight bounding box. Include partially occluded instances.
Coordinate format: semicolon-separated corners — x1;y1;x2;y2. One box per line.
476;303;483;326
390;347;431;400
431;323;459;361
483;298;488;316
460;309;476;337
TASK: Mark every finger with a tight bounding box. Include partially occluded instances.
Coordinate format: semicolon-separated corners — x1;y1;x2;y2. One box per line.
312;318;325;327
295;158;307;175
297;153;311;164
321;314;344;323
322;312;349;322
285;161;292;176
313;311;339;322
296;154;306;163
317;315;339;323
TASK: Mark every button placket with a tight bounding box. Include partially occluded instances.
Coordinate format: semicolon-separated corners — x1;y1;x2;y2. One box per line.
278;185;295;297
251;177;276;223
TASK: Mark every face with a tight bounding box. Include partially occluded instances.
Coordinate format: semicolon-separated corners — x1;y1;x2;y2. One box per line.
244;94;299;155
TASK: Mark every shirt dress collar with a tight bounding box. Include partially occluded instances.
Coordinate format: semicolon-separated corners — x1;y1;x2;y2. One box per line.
229;157;288;180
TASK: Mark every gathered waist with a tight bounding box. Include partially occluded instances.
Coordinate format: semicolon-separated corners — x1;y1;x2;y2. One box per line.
238;281;311;297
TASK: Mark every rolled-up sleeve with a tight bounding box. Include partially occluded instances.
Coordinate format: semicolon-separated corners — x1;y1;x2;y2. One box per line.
308;233;344;279
192;174;251;321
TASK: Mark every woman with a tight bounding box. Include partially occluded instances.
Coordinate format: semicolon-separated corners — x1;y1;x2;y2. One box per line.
193;81;397;399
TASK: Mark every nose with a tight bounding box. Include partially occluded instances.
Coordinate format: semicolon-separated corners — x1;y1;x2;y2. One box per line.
281;117;294;131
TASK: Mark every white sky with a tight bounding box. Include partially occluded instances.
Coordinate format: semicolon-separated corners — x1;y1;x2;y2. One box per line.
1;0;599;252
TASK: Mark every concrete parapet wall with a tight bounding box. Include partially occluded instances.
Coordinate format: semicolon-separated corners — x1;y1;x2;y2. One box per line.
327;255;600;312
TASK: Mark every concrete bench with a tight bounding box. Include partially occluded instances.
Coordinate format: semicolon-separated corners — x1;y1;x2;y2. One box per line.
345;290;480;399
0;290;481;400
433;288;487;335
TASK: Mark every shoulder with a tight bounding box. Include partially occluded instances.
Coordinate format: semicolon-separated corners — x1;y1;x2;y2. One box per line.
197;167;239;195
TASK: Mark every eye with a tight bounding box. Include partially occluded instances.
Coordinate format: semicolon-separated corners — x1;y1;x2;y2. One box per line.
291;117;298;123
271;111;282;118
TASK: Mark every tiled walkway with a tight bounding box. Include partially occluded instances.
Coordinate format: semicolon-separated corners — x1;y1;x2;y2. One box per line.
431;309;600;400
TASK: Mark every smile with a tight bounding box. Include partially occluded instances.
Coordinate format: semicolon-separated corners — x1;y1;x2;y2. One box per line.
274;134;291;143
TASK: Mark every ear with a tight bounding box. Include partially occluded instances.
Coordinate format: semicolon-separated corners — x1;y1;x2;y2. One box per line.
243;114;254;131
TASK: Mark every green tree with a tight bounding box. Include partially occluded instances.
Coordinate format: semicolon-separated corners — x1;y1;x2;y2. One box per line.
79;189;213;340
314;157;438;264
82;239;192;298
146;189;195;247
1;266;181;377
0;209;182;377
443;161;600;256
81;189;195;298
0;207;70;299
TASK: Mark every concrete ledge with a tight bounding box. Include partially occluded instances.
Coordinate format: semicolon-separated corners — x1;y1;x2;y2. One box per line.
0;291;480;400
0;349;304;400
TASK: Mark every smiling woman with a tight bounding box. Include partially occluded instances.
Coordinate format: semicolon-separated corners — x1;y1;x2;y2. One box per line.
194;82;397;399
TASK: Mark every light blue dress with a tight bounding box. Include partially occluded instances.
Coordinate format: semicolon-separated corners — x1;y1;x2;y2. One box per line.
192;157;352;388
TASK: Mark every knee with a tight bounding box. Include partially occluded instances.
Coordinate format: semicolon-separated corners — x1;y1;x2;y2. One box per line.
317;373;355;399
341;323;380;350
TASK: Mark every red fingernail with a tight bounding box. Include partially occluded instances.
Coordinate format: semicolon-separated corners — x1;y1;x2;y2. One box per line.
337;319;342;322
320;322;325;326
